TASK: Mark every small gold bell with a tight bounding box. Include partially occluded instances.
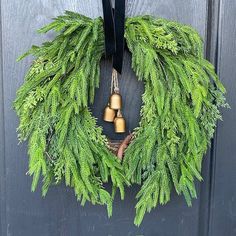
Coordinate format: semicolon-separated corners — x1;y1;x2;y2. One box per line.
103;104;116;122
110;92;122;110
114;110;126;133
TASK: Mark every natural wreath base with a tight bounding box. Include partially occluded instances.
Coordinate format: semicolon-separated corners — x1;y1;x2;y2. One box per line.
108;133;133;160
14;11;227;226
108;140;123;153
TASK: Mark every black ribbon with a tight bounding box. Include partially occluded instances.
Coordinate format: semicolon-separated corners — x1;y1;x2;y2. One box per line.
102;0;126;74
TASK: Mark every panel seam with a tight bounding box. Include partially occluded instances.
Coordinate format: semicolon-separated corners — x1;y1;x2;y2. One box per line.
206;0;222;235
0;0;7;235
197;0;221;236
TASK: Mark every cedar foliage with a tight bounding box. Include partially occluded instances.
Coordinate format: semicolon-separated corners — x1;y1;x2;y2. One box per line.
124;15;228;225
14;11;128;217
14;12;227;225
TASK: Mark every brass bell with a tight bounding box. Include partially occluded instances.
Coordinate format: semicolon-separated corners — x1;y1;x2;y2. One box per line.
114;110;126;133
103;104;116;122
110;92;122;110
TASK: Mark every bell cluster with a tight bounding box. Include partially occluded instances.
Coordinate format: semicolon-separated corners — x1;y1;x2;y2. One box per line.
103;92;126;133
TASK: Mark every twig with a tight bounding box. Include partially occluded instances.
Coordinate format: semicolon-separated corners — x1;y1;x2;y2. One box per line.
117;133;133;160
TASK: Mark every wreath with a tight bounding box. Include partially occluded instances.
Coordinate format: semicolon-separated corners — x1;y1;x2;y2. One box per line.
14;11;228;226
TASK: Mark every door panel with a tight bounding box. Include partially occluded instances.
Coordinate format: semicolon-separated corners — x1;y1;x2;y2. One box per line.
0;1;235;236
208;1;236;235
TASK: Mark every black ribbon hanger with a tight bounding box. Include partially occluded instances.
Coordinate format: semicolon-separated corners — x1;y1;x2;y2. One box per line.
102;0;126;74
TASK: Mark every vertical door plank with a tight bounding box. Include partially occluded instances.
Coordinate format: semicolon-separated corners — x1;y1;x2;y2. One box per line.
209;1;236;235
0;0;7;235
197;1;222;235
0;1;102;235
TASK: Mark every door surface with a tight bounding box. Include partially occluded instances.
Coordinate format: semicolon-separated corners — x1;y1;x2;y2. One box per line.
0;0;235;235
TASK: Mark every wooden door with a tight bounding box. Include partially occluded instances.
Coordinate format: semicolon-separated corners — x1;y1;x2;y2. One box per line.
0;0;235;235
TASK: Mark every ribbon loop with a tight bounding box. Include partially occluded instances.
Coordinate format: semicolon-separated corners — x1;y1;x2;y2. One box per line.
102;0;116;57
102;0;126;74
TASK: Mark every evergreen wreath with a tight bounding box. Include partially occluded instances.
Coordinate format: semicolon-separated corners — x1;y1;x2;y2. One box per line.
14;11;228;226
